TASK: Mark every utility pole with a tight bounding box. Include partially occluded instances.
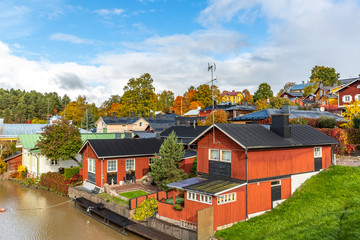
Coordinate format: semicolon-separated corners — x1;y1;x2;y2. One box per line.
208;63;216;144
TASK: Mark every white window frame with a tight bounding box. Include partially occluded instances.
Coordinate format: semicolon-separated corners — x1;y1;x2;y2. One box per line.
217;192;236;205
88;158;95;173
139;122;143;127
284;94;288;98
357;85;360;89
126;159;135;171
149;157;155;166
107;160;117;172
220;150;231;162
209;149;219;161
187;191;212;205
50;159;59;166
343;95;352;103
314;147;322;158
271;180;281;186
355;94;360;101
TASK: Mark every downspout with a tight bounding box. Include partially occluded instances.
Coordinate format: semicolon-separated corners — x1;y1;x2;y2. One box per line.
101;158;104;188
245;149;249;219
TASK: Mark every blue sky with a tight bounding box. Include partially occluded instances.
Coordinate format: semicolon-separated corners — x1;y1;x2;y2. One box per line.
0;0;360;105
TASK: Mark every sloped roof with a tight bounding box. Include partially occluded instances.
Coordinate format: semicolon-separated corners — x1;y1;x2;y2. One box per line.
183;150;197;159
19;133;117;149
101;117;141;125
133;131;156;138
289;82;313;91
201;103;235;111
283;91;304;97
193;123;338;149
0;124;46;138
160;126;208;144
232;108;344;122
82;138;164;158
183;109;200;116
333;78;360;93
3;151;22;162
220;91;242;97
340;77;358;85
225;105;256;111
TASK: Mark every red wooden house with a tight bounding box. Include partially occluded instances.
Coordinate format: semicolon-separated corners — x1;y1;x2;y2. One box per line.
3;151;22;172
79;138;196;188
334;78;360;108
157;115;337;232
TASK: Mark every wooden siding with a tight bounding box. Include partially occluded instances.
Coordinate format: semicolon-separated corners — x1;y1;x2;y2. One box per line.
6;155;22;171
180;156;196;174
281;178;291;199
247;147;316;180
248;182;271;214
197;128;246;180
322;146;332;169
213;186;246;230
338;80;360;107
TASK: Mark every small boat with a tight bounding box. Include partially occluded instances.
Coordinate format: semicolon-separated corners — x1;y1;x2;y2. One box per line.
0;208;5;212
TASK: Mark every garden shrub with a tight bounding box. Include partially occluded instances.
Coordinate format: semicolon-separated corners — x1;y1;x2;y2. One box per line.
317;128;355;155
39;172;69;195
64;167;80;180
17;165;27;178
290;117;308;125
346;129;360;145
133;198;158;221
0;159;7;174
317;115;336;128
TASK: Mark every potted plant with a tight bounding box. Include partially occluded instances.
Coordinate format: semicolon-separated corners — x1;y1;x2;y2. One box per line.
126;169;135;181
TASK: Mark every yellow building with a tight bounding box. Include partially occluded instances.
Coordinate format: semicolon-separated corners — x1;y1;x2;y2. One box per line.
220;90;243;104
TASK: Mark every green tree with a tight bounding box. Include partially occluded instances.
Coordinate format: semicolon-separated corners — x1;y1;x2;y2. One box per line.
277;82;296;97
253;83;273;102
150;131;187;190
121;73;155;117
317;115;337;128
81;108;96;130
156;90;174;113
36;119;82;164
269;97;295;109
310;65;340;86
193;84;220;107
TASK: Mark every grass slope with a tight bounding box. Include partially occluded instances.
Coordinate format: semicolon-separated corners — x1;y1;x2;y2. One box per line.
215;166;360;240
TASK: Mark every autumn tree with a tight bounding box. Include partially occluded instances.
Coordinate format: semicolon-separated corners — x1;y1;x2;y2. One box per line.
172;96;187;115
37;119;82;164
242;89;252;102
342;100;360;128
121;73;155;117
277;82;296;97
59;95;87;127
189;101;204;110
253;83;273;102
269;97;295;109
193;84;220;107
255;99;270;110
202;110;229;125
150;131;187;190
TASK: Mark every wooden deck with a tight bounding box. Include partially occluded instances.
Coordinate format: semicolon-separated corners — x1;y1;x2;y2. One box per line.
74;197;179;240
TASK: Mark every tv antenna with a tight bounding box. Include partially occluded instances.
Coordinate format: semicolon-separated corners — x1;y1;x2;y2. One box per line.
208;63;217;144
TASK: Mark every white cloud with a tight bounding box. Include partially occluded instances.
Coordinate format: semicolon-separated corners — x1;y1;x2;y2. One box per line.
49;33;93;44
95;8;124;16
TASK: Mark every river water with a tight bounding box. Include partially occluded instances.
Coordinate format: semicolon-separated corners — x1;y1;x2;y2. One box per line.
0;180;143;240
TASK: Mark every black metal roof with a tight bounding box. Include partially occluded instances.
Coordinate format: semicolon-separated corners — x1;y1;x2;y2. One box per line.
191;123;337;149
183;150;197;159
160;126;208;138
3;151;22;162
85;138;163;158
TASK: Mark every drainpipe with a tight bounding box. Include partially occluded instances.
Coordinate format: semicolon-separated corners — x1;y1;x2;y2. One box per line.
35;155;39;177
245;149;249;219
101;158;104;188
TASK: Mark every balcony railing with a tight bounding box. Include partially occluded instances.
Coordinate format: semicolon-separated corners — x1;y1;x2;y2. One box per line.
180;220;197;231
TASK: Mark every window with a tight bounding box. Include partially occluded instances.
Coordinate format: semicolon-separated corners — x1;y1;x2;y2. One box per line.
187;191;212;204
107;160;117;172
126;159;135;171
355;94;360;101
271;180;281;186
217;193;236;205
357;85;360;89
139;122;143;127
88;158;95;173
221;150;231;162
51;160;58;166
284;94;288;98
314;147;322;157
209;149;219;160
343;95;352;103
149;157;155;166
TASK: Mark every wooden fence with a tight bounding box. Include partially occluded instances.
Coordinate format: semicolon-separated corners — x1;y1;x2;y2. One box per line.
129;189;180;210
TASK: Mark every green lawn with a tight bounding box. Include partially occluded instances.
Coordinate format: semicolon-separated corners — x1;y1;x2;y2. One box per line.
164;197;184;205
96;193;129;206
215;165;360;240
119;190;149;199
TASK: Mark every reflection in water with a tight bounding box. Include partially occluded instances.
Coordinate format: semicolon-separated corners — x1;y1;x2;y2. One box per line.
0;181;143;240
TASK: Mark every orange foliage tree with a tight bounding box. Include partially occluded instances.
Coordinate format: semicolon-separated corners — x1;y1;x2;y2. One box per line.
201;110;229;125
172;96;187;115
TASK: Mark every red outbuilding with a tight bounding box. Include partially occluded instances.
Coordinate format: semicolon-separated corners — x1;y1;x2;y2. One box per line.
157;114;337;232
3;151;22;172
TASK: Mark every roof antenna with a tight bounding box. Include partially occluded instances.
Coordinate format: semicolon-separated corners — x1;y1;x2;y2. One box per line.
208;63;217;144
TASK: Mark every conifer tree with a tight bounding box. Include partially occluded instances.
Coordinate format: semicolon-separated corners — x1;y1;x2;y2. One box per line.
150;131;187;190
